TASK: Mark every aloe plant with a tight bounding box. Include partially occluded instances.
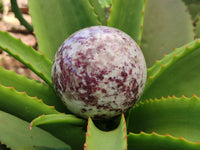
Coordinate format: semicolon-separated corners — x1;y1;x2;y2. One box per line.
0;0;200;149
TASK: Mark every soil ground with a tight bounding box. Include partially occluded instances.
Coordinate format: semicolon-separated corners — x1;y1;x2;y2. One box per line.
0;0;42;81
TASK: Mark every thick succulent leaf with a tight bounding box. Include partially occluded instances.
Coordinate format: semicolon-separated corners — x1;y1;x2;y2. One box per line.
28;0;100;61
0;31;52;86
128;96;200;142
141;0;194;67
30;114;86;128
88;0;107;25
30;115;86;150
0;110;70;150
85;114;127;150
140;39;200;100
0;84;60;122
128;132;200;150
107;0;146;44
0;66;67;113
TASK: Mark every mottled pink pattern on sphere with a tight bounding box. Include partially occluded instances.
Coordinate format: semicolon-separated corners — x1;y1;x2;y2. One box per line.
52;26;146;119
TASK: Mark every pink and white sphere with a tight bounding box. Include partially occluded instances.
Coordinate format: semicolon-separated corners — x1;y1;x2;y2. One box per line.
52;26;147;119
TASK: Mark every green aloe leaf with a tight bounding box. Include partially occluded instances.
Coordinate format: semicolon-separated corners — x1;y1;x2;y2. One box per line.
30;114;86;150
140;39;200;100
128;96;200;142
30;114;86;128
0;84;60;122
88;0;107;25
28;0;100;61
0;66;67;113
0;110;70;150
128;132;200;150
141;0;194;67
85;114;127;150
0;31;52;86
108;0;146;44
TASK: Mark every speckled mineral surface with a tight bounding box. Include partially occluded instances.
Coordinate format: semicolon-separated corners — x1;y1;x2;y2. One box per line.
52;26;147;119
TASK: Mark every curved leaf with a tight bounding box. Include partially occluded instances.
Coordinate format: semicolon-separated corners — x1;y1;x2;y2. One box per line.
28;0;100;61
0;84;60;122
0;66;67;113
30;114;86;128
128;132;200;150
85;114;127;150
108;0;146;44
0;111;70;150
141;0;194;67
128;96;200;142
140;39;200;100
30;115;86;150
0;31;52;86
